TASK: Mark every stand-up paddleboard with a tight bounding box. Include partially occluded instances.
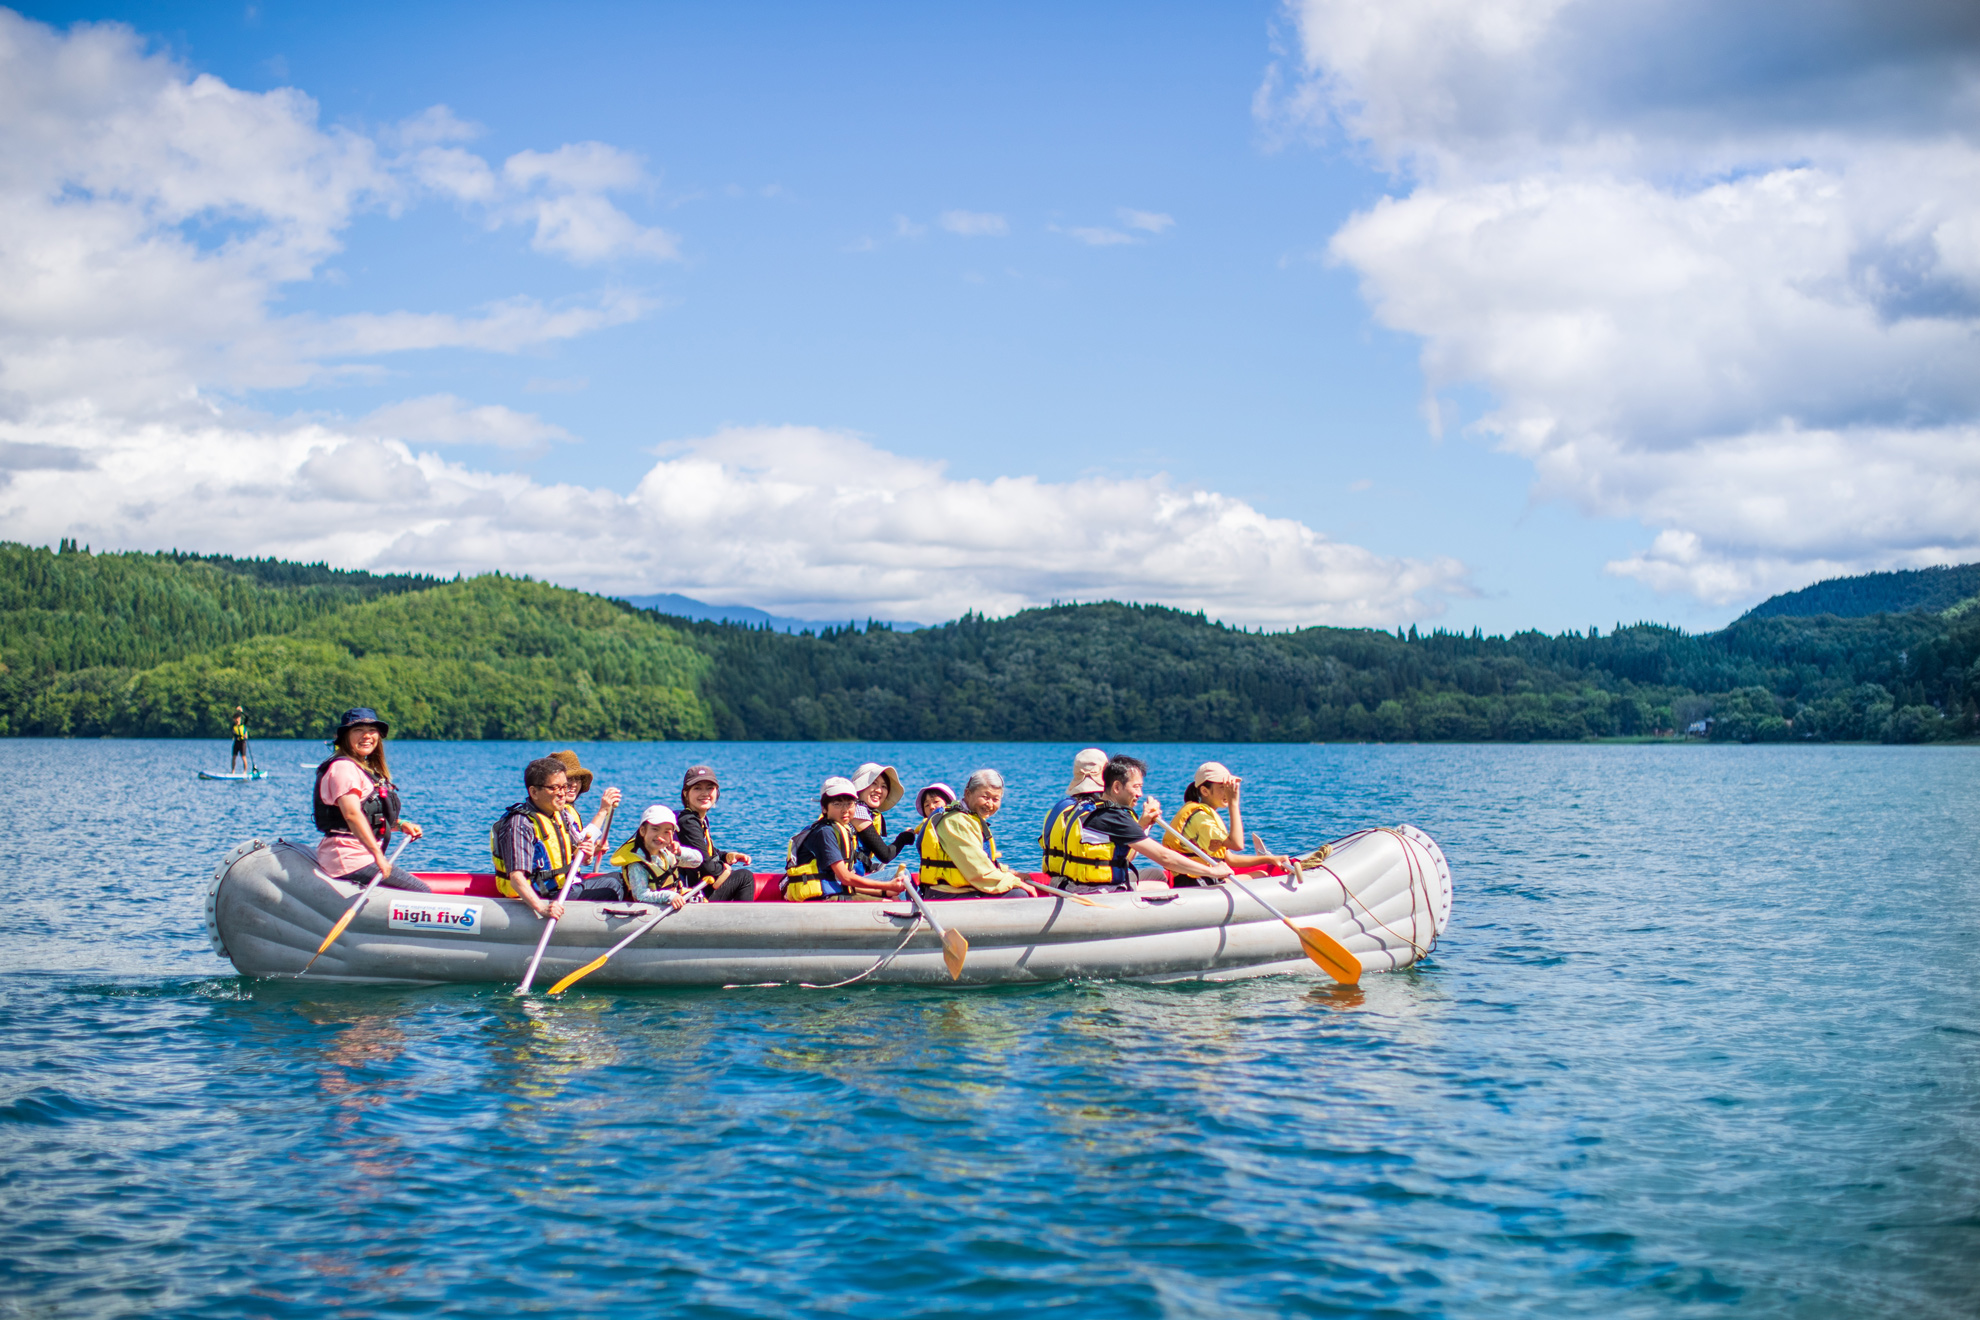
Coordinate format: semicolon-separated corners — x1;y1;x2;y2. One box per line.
198;769;269;782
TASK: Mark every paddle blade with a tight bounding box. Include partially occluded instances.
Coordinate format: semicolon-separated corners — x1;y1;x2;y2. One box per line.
941;928;968;980
548;954;609;996
1293;923;1361;986
313;906;359;958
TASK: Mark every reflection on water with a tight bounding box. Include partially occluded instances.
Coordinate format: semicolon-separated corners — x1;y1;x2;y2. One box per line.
1;740;1977;1317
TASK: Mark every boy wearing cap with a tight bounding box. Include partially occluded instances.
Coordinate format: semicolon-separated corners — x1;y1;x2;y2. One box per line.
677;766;758;901
609;805;707;907
783;778;907;901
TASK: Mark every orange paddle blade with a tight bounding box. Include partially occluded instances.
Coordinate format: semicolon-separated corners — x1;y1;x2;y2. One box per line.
940;928;968;980
548;955;609;996
1290;922;1360;985
314;907;358;957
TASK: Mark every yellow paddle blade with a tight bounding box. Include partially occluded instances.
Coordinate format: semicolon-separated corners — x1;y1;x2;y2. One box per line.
1291;922;1361;986
941;928;968;980
548;954;609;996
313;907;358;957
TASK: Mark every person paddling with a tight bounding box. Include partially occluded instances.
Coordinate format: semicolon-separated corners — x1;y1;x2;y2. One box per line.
848;762;907;873
1043;754;1231;892
547;750;623;863
314;708;428;892
783;777;908;901
676;765;758;902
918;769;1039;899
1165;762;1285;884
609;805;706;907
491;757;622;921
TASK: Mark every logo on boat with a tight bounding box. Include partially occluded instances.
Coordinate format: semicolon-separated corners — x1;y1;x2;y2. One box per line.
387;897;481;935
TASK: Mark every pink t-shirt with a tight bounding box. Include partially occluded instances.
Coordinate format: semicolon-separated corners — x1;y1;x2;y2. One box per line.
317;759;384;876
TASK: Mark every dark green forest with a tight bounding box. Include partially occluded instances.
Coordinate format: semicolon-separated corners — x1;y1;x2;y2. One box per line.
4;541;1977;743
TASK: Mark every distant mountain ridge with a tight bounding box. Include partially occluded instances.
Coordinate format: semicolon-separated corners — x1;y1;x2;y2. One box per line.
1740;563;1980;621
615;591;923;634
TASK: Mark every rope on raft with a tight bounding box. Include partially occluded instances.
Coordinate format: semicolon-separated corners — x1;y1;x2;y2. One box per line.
723;913;929;990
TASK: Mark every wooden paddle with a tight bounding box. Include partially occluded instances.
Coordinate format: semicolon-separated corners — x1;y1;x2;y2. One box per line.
298;834;413;977
1171;830;1360;985
899;868;968;979
547;878;711;995
1027;877;1107;908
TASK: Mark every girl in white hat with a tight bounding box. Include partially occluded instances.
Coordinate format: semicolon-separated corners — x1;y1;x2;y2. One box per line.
1165;762;1287;886
609;805;706;908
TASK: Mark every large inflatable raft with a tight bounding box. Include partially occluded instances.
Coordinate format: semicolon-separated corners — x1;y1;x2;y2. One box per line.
206;825;1453;988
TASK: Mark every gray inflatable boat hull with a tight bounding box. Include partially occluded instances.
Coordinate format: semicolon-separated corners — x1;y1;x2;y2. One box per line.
206;826;1453;987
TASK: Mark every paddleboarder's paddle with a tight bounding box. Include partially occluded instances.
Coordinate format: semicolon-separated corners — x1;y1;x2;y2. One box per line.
899;868;968;979
1171;831;1360;985
547;878;711;995
298;834;413;977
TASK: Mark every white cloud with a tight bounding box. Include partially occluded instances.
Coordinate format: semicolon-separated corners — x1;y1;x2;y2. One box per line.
1273;0;1980;607
1121;209;1175;234
939;210;1009;237
359;395;573;450
0;8;1471;629
1059;225;1137;247
0;418;1469;627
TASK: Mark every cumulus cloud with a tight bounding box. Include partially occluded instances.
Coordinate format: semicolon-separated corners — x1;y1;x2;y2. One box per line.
1271;0;1980;605
938;209;1009;237
0;419;1468;627
358;395;573;450
0;8;1468;628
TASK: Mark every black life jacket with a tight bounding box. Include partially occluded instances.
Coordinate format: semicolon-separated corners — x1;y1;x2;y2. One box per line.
314;756;401;840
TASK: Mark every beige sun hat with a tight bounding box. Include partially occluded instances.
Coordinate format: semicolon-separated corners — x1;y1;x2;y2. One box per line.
849;762;905;813
548;749;595;794
1067;747;1107;795
1192;761;1237;788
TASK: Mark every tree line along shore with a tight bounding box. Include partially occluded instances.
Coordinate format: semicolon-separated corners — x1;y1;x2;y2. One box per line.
4;541;1977;744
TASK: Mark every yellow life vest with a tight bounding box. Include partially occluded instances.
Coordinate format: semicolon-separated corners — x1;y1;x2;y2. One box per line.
918;804;998;891
782;817;855;901
1167;800;1229;857
610;835;685;892
1041;796;1114;885
490;802;578;900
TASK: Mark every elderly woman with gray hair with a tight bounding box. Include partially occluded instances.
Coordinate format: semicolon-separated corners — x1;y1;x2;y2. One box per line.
916;768;1041;899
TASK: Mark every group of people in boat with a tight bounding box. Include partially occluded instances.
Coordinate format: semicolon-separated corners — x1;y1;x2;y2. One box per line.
311;707;1301;918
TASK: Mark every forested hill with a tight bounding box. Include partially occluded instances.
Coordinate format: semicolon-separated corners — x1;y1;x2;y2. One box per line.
1740;562;1980;620
3;541;1977;743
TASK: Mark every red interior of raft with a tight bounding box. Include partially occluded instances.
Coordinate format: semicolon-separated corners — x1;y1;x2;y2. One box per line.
403;858;1289;902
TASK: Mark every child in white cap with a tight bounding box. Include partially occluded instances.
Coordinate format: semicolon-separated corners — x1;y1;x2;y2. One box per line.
609;804;706;907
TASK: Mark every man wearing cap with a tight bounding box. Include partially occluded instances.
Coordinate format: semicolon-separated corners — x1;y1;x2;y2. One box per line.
920;769;1040;899
677;765;758;902
783;777;908;901
609;805;707;907
491;757;624;920
1044;754;1232;891
847;762;907;873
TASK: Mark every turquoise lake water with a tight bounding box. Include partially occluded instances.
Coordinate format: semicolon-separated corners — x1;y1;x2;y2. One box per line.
1;738;1975;1317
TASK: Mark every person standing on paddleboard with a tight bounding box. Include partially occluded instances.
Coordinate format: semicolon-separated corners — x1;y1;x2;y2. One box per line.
314;708;429;892
229;706;250;773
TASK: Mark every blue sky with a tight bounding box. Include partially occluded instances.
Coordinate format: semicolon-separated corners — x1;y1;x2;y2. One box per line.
5;1;1977;633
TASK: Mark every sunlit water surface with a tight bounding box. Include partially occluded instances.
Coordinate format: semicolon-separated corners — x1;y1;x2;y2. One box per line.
1;739;1975;1318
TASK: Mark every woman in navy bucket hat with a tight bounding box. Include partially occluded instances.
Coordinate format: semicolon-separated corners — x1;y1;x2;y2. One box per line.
313;708;429;892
